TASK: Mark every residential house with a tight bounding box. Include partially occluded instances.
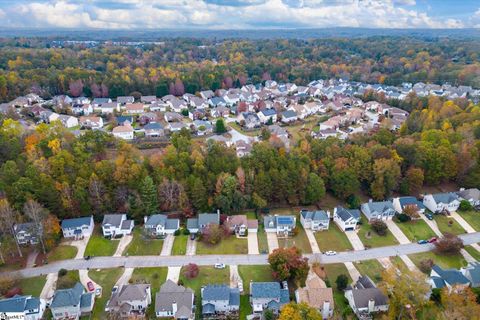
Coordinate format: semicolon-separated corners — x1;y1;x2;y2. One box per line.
189;96;208;109
50;283;94;320
61;216;94;240
224;93;240;106
224;215;258;236
211;106;230;118
98;102;120;114
250;282;289;314
144;123;164;138
423;192;460;213
14;222;40;245
166;97;187;113
187;211;220;234
457;188;480;208
117;96;135;105
116;115;133;126
188;109;207;121
392;197;426;216
0;295;46;320
72;103;93;116
42;111;59;123
200;90;215;100
57;115;79;128
201;285;240;316
257;108;277;124
79;116;103;130
168;122;189;133
149;101;168;112
124;103;145;115
207;135;233;147
235;140;253;157
143;214;180;238
101;214;134;238
112;124;134;140
304;101;324;114
345;276;389;320
164;112;183;123
333;206;360;232
288;104;309;119
140;96;157;104
281;110;298;123
155;280;194;319
462;262;480;288
239;112;261;129
429;265;470;290
264;215;296;237
106;284;152;318
209;97;227;108
360;200;396;222
139;112;157;125
192;120;213;136
268;124;288;139
300;209;330;231
92;98;112;107
295;273;334;319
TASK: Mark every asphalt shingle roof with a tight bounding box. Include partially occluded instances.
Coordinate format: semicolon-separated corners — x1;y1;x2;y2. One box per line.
51;282;84;308
61;216;92;230
432;192;459;204
398;197;425;209
0;295;40;313
300;210;329;221
431;265;470;286
336;206;360;222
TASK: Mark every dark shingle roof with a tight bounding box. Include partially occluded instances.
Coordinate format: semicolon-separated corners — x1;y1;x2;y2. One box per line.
251;282;281;299
301;210;329;221
0;295;40;313
202;285;230;301
431;265;470;286
352;288;388;308
51;282;84;308
336;206;360;222
398;197;425;209
432;192;459;204
61;216;92;230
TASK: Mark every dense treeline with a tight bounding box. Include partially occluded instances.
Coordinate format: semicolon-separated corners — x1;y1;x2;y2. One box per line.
0;96;479;228
0;37;479;101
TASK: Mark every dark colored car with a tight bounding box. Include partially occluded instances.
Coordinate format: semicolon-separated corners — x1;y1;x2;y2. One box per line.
190;233;196;240
428;237;438;243
425;213;434;220
417;240;428;244
87;281;94;292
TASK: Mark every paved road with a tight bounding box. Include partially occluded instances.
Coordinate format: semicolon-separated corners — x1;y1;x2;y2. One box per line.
9;232;480;279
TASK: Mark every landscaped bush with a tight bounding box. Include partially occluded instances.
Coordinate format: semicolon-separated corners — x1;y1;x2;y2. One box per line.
434;233;463;255
174;229;180;236
201;224;228;245
336;274;349;291
459;200;473;212
182;228;190;235
371;219;388;236
419;258;434;273
58;268;68;277
183;263;199;279
396;213;411;223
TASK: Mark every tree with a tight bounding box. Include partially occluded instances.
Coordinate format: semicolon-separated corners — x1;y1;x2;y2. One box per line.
0;199;22;257
183;263;199;279
434;233;463;255
215;119;227;134
370;158;401;200
201;224;225;245
68;79;84;97
419;258;434;274
304;173;325;204
139;176;158;216
23;199;48;254
370;219;388;236
403;167;424;195
260;127;271;140
335;274;349;291
279;302;323;320
440;287;480;320
459;200;473;212
268;247;309;285
330;169;360;200
403;205;420;219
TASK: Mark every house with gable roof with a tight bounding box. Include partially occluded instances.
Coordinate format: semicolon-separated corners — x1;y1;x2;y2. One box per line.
250;282;289;314
102;214;134;238
457;188;480;208
224;214;258;236
50;283;94;320
333;206;360;232
345;276;389;319
105;284;152;318
295;273;334;319
155;280;194;319
61;216;94;240
360;200;396;222
201;285;240;316
462;262;480;288
423;192;460;213
392;196;426;216
186;211;220;234
263;215;296;237
0;295;46;320
143;214;179;238
300;209;330;231
429;265;470;290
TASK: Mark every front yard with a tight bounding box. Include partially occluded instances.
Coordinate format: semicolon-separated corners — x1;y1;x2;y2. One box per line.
464;246;480;261
353;259;385;283
434;215;466;235
196;235;248;255
457;210;480;231
130;267;168;318
18;276;46;297
56;270;80;289
84;226;119;257
357;219;399;248
409;251;467;272
172;235;188;255
238;265;274;294
314;224;353;252
89;268;124;319
395;219;437;241
124;228;164;256
47;245;78;262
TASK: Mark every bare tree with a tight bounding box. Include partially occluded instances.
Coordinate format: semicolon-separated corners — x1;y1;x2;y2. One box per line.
0;199;22;257
23;199;48;254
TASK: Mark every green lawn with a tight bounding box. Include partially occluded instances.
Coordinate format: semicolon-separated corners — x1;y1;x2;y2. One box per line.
196;235;248;255
464;246;480;261
257;224;269;254
457;210;480;231
84;226;119;257
47;245;78;262
179;266;230;319
353;259;385;283
130;267;168;318
89;268;124;319
409;251;467;272
17;276;46;297
239;295;253;320
395;219;436;242
434;215;466;235
172;235;188;255
278;220;313;254
323;263;353;317
56;270;80;289
315;224;353;252
390;256;409;272
238;265;274;294
358;219;399;248
124;228;164;256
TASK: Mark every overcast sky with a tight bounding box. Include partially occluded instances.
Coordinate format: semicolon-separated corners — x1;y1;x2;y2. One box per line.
0;0;479;29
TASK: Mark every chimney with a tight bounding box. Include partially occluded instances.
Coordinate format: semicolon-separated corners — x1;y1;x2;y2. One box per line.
172;301;177;314
322;300;331;319
368;299;375;313
143;216;148;224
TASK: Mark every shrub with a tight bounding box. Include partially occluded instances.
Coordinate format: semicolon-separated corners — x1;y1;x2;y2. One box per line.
336;274;349;291
370;219;388;236
182;228;190;235
183;263;199;279
459;200;473;212
174;229;180;236
396;213;411;223
0;275;18;295
201;224;226;245
347;194;361;209
58;268;68;277
430;288;442;303
419;258;434;274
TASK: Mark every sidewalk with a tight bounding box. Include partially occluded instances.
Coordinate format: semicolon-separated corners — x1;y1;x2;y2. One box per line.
166;266;181;283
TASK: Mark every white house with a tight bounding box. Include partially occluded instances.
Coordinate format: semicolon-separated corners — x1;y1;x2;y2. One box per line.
344;276;389;319
360;200;396;222
201;285;240;316
423;192;460;213
112;124;134;140
264;215;296;237
457;188;480;208
250;282;289;314
144;214;180;238
124;103;145;114
98;102;120;114
61;216;94;240
392;196;426;216
79;116;103;130
57;115;79;128
50;283;94;320
155;280;194;319
257;108;277;124
300;209;330;231
0;295;46;320
281;110;298;123
106;284;152;318
333;206;360;232
101;214;134;238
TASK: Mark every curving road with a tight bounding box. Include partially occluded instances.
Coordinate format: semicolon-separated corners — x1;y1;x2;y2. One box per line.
6;232;480;279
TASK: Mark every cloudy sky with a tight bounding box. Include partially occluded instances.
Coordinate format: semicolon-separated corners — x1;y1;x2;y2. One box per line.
0;0;479;29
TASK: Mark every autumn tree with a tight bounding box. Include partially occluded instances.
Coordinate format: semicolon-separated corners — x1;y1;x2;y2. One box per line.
304;173;325;205
440;287;480;320
268;247;309;285
434;233;463;255
371;158;401;200
402;167;424;196
279;302;323;320
23;199;48;254
183;263;199;279
370;219;388;236
0;199;22;257
201;224;226;245
68;79;84;97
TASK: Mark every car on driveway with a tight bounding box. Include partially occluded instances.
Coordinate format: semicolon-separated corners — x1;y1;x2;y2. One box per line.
425;213;433;220
325;251;337;256
87;281;94;292
190;233;196;240
215;263;226;269
428;237;438;243
417;240;428;244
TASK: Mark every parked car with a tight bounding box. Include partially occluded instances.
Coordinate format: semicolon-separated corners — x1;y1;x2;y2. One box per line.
214;263;226;269
238;282;244;292
87;281;94;292
95;288;102;296
190;233;196;240
417;240;428;244
428;237;438;243
425;213;433;220
325;251;337;256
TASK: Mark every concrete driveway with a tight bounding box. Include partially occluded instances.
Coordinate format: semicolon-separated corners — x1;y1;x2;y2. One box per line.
344;262;361;282
40;273;58;300
345;231;365;250
230;265;243;291
114;267;134;287
79;269;103;296
450;212;476;233
228;128;259;144
386;220;411;245
419;215;442;237
247;232;259;255
186;238;197;256
66;235;90;259
114;235;133;257
304;229;321;253
166;266;181;283
266;233;279;253
161;234;174;256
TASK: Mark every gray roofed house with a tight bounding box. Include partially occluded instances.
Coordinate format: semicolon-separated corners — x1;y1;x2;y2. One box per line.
144;122;164;138
240;112;261;129
92;98;112;106
50;282;94;320
102;214;134;238
300;209;330;231
200;90;215;100
250;282;289;313
144;214;179;238
0;295;45;320
392;196;426;216
106;284;152;318
333;206;360;232
423;192;460;213
281;110;298;123
155;280;194;319
264;215;296;236
345;276;389;319
209;97;227;107
430;265;470;289
140;95;157;104
61;216;94;240
360;200;396;222
187;211;220;234
457;188;480;207
201;285;240;315
117;96;135;104
14;222;40;245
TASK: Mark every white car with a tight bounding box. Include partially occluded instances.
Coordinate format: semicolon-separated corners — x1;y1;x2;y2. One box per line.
325;251;337;256
214;263;226;269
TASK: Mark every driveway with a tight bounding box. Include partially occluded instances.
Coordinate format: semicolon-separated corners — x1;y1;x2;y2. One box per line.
186;238;197;256
230;265;243;291
344;262;361;282
40;273;58;300
247;232;259;255
161;234;174;256
166;266;181;283
386;220;411;245
114;235;133;257
114;267;134;287
66;235;90;259
419;215;442;237
377;257;393;269
450;212;476;233
304;229;321;254
228;128;259;144
26;250;39;268
345;231;365;250
79;269;102;296
266;233;279;253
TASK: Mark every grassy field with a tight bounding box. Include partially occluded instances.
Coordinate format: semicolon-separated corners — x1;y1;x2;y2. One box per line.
464;246;480;261
395;219;437;242
457;210;480;231
124;228;164;256
89;268;124;319
315;224;353;252
56;270;80;289
323;263;353;317
84;226;119;257
196;235;248;254
434;215;466;235
278;225;313;254
172;235;188;255
47;245;78;262
18;276;46;297
179;266;230;319
409;251;467;272
228;122;260;137
353;259;385;283
257;224;269;254
130;267;168;318
358;219;399;248
238;265;274;294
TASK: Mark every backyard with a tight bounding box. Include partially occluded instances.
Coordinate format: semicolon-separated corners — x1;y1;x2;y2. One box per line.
323;263;353;317
47;245;78;262
89;268;124;319
395;219;437;241
130;267;169;318
314;224;353;252
353;259;385;283
357;219;399;248
84;226;119;257
124;228;164;256
172;234;188;255
409;251;467;272
196;235;248;254
238;265;275;294
434;215;466;235
457;210;480;231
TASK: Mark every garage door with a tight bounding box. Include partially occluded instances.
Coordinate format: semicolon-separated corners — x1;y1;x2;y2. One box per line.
345;227;354;231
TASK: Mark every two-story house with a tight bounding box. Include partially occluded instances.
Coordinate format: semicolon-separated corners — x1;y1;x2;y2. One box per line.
0;295;46;320
429;265;470;290
61;216;94;240
461;262;480;288
224;215;258;236
295;273;334;319
143;214;180;238
392;196;426;217
360;200;396;222
14;222;40;245
155;280;194;319
250;282;289;314
300;209;330;231
423;192;460;213
201;285;240;317
264;215;296;237
101;214;134;238
457;188;480;208
344;276;389;319
106;284;152;318
333;206;360;232
50;283;94;320
186;211;220;234
112;124;134;140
